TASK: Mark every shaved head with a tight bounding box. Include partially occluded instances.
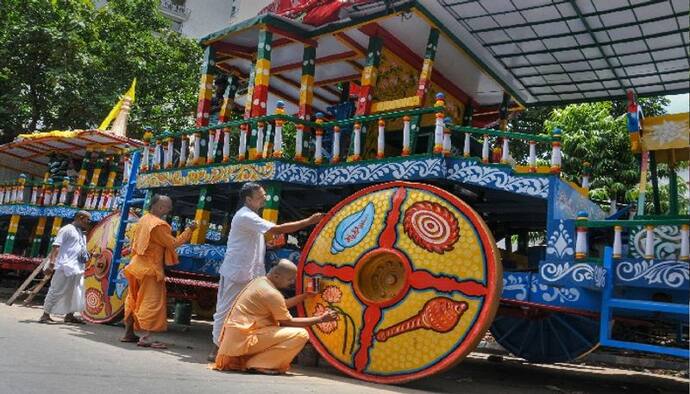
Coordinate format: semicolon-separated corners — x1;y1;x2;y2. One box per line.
267;259;298;289
150;194;173;218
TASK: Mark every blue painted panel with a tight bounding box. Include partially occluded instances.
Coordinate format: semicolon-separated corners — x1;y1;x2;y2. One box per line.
446;158;550;198
319;157;445;186
501;271;601;312
545;219;576;261
552;180;606;221
539;260;606;290
614;259;690;290
0;204;111;221
175;244;225;276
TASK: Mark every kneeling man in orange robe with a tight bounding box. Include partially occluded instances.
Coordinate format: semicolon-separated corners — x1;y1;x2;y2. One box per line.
214;259;337;375
121;194;197;348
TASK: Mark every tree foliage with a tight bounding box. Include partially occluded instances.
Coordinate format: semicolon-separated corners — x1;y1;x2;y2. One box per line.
0;0;202;142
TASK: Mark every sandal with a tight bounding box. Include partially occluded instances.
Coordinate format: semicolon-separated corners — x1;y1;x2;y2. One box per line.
120;335;140;343
38;316;56;324
137;341;168;349
64;316;86;325
247;368;283;376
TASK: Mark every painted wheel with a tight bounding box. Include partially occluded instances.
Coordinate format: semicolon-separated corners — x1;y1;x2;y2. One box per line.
490;310;599;363
83;211;138;324
297;181;502;384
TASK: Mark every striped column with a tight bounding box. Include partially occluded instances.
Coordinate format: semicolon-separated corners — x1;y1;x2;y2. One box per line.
314;113;324;165
30;217;47;257
613;225;623;258
248;29;273;160
262;184;282;245
402;116;411;156
71;151;92;207
442;117;452;157
272;101;286;158
297;45;316;161
550;129;562;174
331;126;341;163
141;130;153;172
349;122;363;161
680;224;689;261
219;75;239;163
462;104;473;158
58;177;70;206
498;92;510;163
433;93;445;154
16;175;27;204
195;46;217;128
3;214;21;253
528;141;537;172
190;186;211;244
644;225;655;260
416;28;439;99
48;217;63;246
101;157;120;209
355;36;382;115
575;211;588;259
581;162;591;193
376;119;385;159
238;124;248;161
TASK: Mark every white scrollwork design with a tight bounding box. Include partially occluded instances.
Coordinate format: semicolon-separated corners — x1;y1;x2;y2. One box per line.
447;160;550;198
531;276;581;303
616;260;689;288
319;158;443;185
275;163;318;184
502;274;529;300
540;262;606;288
630;225;681;260
547;220;574;259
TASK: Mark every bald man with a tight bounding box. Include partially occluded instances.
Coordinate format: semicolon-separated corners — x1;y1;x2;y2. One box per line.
39;210;93;324
214;259;337;375
121;194;197;348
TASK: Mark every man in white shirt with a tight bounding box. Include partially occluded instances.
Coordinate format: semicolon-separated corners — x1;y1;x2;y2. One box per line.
39;211;93;324
209;182;323;360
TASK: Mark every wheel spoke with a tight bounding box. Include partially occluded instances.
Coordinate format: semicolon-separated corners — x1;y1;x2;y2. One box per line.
304;261;354;282
354;305;382;372
377;187;407;249
409;270;487;297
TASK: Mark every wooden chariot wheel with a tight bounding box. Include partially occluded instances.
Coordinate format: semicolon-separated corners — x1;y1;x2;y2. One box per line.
297;181;502;384
82;211;138;324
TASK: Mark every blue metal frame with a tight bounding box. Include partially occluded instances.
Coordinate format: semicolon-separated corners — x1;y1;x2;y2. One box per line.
600;247;689;359
107;151;142;296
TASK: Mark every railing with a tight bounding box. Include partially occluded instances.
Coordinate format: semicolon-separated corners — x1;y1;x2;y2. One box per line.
159;0;191;20
138;97;567;179
574;212;690;261
0;176;121;211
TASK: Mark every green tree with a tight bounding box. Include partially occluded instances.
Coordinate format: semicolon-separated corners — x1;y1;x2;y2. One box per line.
545;101;639;204
0;0;201;142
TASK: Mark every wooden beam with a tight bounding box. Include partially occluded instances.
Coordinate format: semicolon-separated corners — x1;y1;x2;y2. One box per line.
359;23;476;107
334;32;367;56
272;51;357;74
273;75;338;105
314;74;360;87
212;42;255;54
346;60;364;71
265;26;318;48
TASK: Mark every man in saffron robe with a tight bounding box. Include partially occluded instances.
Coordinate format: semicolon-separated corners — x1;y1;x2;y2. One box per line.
214;259;337;375
121;194;197;348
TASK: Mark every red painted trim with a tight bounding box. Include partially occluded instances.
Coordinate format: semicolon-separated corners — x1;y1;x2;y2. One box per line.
296;181;501;384
359;24;478;108
272;51;357;74
498;299;599;319
265;25;318;48
271;37;293;48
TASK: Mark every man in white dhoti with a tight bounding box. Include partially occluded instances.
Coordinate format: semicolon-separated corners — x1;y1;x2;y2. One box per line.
39;211;93;324
208;182;323;361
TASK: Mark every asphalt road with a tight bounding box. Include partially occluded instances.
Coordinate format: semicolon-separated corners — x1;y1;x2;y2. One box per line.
0;302;687;394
